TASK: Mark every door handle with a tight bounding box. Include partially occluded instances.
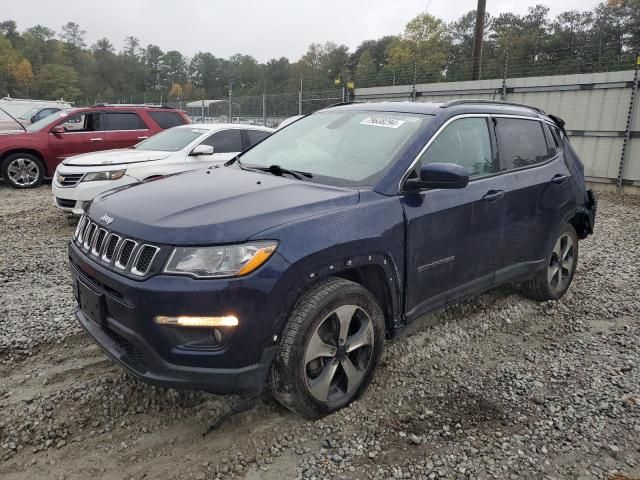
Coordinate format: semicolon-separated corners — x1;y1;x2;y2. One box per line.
482;190;505;203
551;174;568;184
90;137;103;141
137;136;149;140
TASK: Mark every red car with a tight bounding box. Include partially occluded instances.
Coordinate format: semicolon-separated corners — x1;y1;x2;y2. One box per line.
0;104;191;189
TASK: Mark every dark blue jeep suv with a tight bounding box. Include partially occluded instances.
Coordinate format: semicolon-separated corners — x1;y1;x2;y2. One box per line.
68;100;596;418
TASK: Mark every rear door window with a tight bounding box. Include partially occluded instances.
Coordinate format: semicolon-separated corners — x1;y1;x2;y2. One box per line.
148;111;187;129
105;112;147;131
201;129;243;153
245;129;271;148
495;118;551;170
420;117;496;177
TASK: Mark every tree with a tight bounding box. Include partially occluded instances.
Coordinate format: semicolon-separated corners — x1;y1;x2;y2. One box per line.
387;13;450;81
60;22;86;68
26;25;55;42
0;21;20;45
92;38;114;55
160;50;186;87
11;58;34;94
124;36;140;57
169;82;183;99
35;64;80;100
355;50;377;84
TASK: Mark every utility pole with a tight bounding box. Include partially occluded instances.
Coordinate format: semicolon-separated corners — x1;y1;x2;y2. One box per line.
471;0;487;81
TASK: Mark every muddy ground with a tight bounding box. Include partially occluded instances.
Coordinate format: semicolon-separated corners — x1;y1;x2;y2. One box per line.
1;185;639;480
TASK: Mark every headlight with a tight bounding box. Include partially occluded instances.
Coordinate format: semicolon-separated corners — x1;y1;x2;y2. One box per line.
164;241;277;278
82;169;126;182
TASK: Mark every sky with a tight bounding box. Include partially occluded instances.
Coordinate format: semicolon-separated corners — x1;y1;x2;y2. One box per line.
4;0;602;62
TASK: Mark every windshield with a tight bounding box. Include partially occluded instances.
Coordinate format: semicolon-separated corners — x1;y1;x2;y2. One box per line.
135;127;208;152
26;110;69;132
18;107;40;120
239;110;431;187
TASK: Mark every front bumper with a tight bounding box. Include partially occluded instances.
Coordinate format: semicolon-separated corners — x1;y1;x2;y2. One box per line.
76;306;275;394
52;175;137;215
69;240;289;396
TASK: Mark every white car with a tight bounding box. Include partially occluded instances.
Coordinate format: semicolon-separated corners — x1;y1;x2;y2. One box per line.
52;123;273;214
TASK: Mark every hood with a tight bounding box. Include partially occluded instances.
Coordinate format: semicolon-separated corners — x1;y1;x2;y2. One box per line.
88;166;359;245
62;149;171;166
0;128;27;135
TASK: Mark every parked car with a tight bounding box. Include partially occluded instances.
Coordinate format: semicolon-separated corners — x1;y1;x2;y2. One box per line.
53;124;273;214
68;100;596;418
16;106;65;126
0;104;190;189
0;97;72;131
277;115;304;130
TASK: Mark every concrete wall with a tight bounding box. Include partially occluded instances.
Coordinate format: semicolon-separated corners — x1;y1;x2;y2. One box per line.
355;71;639;189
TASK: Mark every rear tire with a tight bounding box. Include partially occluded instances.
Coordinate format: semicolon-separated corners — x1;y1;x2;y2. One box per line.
1;153;45;189
522;223;578;301
269;277;385;419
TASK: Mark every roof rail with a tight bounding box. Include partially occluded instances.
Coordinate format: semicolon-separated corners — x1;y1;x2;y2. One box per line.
90;103;174;109
440;99;545;115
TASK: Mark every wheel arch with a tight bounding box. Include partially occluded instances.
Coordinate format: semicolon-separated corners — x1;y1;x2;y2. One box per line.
272;252;403;340
1;148;48;174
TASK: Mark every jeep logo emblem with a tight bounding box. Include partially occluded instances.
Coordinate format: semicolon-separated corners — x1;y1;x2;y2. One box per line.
99;214;114;225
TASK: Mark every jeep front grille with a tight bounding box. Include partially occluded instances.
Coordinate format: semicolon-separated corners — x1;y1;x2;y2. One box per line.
73;215;161;277
132;245;160;277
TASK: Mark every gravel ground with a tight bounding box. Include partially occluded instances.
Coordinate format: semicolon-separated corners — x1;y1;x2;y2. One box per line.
0;185;639;480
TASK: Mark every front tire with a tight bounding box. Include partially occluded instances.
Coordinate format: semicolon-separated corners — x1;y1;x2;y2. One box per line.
522;223;579;301
1;153;45;189
269;277;385;419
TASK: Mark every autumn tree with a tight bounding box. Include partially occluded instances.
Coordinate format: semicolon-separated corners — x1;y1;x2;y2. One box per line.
11;58;34;95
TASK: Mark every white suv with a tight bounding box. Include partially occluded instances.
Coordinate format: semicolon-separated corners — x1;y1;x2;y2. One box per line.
52;123;273;214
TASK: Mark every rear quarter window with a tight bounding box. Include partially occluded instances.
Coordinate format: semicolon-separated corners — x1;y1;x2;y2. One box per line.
246;129;271;147
495;118;551;170
148;111;188;129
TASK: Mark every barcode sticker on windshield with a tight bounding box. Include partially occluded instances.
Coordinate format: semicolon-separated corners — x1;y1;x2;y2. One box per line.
360;117;405;128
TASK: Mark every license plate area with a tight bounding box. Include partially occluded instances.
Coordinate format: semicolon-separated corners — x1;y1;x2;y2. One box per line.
77;280;105;325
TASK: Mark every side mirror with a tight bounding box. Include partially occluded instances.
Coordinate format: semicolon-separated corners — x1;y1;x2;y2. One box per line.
31;115;38;123
51;125;65;135
190;144;214;156
405;162;469;191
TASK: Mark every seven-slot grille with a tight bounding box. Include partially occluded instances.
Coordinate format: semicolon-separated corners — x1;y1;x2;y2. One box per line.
58;173;84;186
73;215;160;277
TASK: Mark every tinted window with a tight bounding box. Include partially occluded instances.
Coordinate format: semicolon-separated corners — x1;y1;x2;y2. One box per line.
148;111;187;129
106;112;146;130
61;112;103;132
246;129;271;147
495;118;550;170
34;108;59;121
542;123;560;156
201;129;243;153
420;117;495;177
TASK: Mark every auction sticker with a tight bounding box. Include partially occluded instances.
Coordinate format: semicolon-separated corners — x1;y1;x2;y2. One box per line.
360;117;405;128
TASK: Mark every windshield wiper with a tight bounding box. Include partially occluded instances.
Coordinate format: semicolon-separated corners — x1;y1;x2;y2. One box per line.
252;164;313;181
224;155;241;167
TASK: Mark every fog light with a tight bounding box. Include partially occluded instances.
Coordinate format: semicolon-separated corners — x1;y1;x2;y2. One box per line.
154;315;238;328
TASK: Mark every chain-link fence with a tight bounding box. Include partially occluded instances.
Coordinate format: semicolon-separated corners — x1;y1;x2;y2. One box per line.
95;43;638;129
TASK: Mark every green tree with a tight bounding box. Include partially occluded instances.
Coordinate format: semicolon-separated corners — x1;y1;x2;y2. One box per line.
60;21;86;68
35;63;80;100
387;13;450;81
